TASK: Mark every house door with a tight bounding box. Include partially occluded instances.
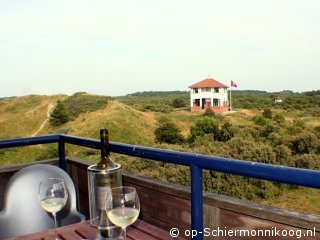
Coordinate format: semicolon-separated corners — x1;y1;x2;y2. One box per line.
202;99;206;109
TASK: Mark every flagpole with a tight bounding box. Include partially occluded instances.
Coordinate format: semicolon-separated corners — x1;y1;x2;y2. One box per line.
230;81;232;112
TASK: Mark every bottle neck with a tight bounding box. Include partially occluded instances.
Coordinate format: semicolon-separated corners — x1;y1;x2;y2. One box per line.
100;143;109;159
98;129;115;169
100;129;110;158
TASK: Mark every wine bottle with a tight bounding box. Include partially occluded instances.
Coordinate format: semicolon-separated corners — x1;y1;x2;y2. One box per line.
95;128;121;230
97;128;115;169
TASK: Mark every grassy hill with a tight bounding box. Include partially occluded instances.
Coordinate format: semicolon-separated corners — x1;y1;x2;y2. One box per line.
47;100;157;145
0;95;65;138
0;94;159;165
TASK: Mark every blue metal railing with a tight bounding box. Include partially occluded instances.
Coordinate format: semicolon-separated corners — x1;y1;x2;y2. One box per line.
1;134;320;240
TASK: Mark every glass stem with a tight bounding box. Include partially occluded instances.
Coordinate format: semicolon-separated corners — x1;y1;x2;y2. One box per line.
53;212;59;240
53;212;57;229
123;227;126;240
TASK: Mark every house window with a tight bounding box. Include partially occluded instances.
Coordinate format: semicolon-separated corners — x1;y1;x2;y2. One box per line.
201;87;211;92
213;99;219;106
193;88;199;93
214;88;219;93
194;99;200;106
201;88;211;92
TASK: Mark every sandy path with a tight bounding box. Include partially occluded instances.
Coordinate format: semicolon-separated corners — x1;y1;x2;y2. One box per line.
31;104;55;137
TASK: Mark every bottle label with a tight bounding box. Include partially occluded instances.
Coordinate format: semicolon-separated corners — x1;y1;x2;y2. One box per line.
97;186;111;210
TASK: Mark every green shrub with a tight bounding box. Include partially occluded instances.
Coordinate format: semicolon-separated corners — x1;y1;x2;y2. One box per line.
49;100;70;126
273;113;285;125
142;104;172;113
203;108;215;117
261;124;274;139
252;116;268;126
154;122;184;144
64;92;112;119
293;119;305;129
262;108;273;119
203;171;281;200
268;132;284;146
315;126;320;138
289;132;318;155
35;144;59;161
235;125;262;141
273;145;293;166
226;137;276;164
294;154;320;170
172;98;186;108
190;117;219;142
215;122;235;142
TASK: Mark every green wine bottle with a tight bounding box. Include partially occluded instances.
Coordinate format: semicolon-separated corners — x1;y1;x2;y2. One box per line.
95;129;121;231
97;128;116;169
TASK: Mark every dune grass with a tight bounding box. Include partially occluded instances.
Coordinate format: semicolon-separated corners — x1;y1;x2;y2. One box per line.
0;95;64;138
262;187;320;215
0;144;58;166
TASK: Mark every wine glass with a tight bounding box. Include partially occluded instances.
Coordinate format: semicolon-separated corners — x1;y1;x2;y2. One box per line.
106;186;140;240
38;178;68;240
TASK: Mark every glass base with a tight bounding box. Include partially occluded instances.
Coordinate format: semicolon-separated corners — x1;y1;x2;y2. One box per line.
98;226;123;239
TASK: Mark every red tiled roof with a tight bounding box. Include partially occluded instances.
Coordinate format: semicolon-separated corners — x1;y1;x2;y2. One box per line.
189;78;228;88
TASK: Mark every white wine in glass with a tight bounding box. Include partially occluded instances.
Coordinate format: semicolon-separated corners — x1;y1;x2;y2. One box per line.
107;186;140;240
38;178;68;240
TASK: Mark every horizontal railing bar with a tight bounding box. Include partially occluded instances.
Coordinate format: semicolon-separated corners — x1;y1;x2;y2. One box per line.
61;135;190;165
111;142;320;189
2;135;320;189
0;135;60;148
61;135;188;165
61;135;320;189
61;135;100;149
110;141;191;166
183;154;320;189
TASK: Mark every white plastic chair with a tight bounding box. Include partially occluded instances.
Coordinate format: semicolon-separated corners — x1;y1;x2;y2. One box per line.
0;164;85;239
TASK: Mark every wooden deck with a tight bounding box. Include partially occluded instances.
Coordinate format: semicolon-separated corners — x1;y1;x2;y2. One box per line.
7;219;185;240
1;158;320;239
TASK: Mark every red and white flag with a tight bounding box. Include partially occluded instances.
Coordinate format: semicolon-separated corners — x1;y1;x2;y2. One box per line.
231;80;237;88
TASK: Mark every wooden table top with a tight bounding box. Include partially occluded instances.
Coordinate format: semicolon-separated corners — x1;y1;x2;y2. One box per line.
7;219;185;240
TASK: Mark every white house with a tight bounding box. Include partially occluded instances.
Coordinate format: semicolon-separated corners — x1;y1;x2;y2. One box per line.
275;96;283;104
189;77;229;113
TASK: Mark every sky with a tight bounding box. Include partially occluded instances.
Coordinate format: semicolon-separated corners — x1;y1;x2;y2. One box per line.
0;0;320;97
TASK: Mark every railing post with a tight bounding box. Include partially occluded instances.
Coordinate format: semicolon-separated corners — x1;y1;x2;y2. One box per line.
58;137;66;171
191;163;203;240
